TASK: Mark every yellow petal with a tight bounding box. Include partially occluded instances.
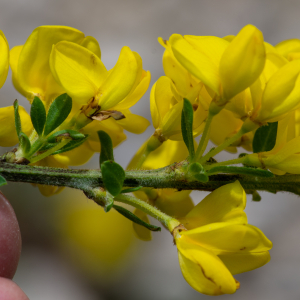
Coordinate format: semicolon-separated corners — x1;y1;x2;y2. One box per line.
170;34;228;94
180;181;247;229
53;141;94;166
116;109;150;134
10;45;30;97
177;235;237;295
219;251;271;275
84;118;127;151
156;195;194;219
80;36;101;58
220;24;266;100
275;38;300;58
97;46;139;110
0;105;32;147
50;41;107;103
113;70;151;111
132;209;152;241
18;26;85;98
182;223;272;255
258;59;300;122
0;30;9;88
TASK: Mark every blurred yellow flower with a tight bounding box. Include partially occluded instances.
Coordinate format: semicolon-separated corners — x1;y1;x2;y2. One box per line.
0;30;9;89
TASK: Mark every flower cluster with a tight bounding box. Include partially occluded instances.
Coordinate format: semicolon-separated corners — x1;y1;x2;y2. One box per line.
3;23;300;296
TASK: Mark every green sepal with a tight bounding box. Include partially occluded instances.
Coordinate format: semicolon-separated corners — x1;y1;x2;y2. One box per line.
30;96;46;136
207;166;274;177
47;130;85;143
181;98;195;160
253;122;278;153
120;186;143;194
13;99;22;137
19;132;31;154
44;93;72;136
0;175;7;186
113;204;161;231
97;130;114;166
104;193;114;212
101;161;125;196
188;162;208;182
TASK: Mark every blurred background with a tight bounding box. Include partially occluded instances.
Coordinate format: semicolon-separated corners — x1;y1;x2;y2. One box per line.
1;0;300;299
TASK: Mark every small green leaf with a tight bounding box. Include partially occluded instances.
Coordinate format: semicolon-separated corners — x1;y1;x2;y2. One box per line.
13;99;22;137
181;98;195;160
113;205;161;231
47;130;85;143
30;96;46;136
120;186;143;194
101;161;125;196
0;175;7;186
44;93;72;136
19;132;31;154
252;191;262;202
253;122;278;153
51;135;88;155
98;130;114;166
207;166;274;177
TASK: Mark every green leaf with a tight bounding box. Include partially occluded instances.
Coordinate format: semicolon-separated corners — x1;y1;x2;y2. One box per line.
113;204;161;231
19;132;31;154
181;98;195;160
253;122;278;153
13;99;22;137
44;93;72;136
47;130;85;143
30;96;46;136
51;135;88;155
207;166;274;177
120;186;143;194
252;191;261;202
97;130;114;166
101;161;125;196
0;175;7;187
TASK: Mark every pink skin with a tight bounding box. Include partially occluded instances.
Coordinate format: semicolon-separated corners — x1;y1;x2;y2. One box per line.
0;191;29;300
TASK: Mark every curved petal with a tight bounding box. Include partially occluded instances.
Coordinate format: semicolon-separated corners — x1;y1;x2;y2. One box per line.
17;26;85;97
220;25;266;100
50;41;107;103
182;223;272;255
113;70;151;111
177;235;238;295
116;110;150;134
275;38;300;58
53;141;94;166
219;251;271;275
180;181;247;229
84;118;127;151
0;30;9;88
258;59;300;122
0;105;32;147
132;209;152;241
80;36;101;58
97;46;139;110
10;45;29;97
156;195;194;219
169;34;228;94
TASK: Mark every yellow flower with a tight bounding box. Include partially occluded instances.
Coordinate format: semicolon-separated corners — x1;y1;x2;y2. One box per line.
49;39;151;126
166;24;265;109
0;30;9;88
174;181;272;295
